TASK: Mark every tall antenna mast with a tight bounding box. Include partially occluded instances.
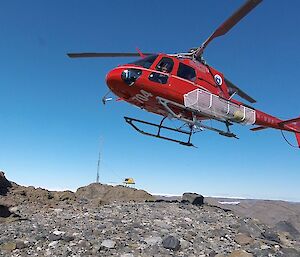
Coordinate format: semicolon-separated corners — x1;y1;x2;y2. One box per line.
96;138;102;183
96;150;100;183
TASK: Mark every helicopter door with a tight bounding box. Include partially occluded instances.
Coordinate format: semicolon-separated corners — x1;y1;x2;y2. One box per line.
169;62;198;94
148;57;174;84
177;63;197;82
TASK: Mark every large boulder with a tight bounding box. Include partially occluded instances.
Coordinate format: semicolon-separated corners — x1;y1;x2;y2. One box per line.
76;183;155;203
181;193;204;205
0;171;12;195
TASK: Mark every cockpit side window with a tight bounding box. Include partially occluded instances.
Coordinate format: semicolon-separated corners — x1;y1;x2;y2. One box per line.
130;55;158;69
155;57;174;73
177;63;196;82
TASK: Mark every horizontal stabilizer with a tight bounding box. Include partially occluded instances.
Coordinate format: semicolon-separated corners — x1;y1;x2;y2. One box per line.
250;126;268;131
278;117;300;126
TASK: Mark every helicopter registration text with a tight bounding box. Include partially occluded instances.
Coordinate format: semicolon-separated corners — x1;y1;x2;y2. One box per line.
132;90;153;104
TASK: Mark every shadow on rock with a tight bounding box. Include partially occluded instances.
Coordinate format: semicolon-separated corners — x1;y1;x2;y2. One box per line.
0;205;12;218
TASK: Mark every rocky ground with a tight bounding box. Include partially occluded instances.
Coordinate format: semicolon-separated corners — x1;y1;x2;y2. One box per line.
1;172;300;257
205;198;300;233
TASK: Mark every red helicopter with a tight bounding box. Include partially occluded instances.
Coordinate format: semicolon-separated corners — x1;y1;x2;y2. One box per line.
68;0;300;148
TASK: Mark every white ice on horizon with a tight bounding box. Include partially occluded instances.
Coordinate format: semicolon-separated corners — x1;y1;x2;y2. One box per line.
218;201;240;205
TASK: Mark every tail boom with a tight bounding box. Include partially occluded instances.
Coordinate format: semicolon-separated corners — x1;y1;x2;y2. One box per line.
253;111;300;148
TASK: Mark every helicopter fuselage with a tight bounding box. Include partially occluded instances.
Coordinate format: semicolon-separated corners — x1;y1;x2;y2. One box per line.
106;53;290;132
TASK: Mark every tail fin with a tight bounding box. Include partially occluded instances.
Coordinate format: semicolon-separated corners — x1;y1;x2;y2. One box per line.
279;117;300;148
296;133;300;148
279;117;300;133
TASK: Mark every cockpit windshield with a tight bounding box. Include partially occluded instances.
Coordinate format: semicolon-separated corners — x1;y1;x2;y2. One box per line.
130;55;158;69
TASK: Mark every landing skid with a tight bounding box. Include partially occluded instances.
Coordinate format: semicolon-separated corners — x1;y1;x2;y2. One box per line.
124;116;195;147
124;97;238;147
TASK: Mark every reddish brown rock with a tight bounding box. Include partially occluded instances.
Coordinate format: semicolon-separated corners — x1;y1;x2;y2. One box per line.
228;250;253;257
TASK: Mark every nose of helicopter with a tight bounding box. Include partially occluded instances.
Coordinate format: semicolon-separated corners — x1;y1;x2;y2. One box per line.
106;67;142;99
105;68;120;89
105;68;128;98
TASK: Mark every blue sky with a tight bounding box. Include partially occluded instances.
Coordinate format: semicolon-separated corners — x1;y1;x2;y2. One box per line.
1;0;300;201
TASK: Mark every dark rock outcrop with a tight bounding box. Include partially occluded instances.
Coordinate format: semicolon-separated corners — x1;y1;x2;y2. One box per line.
181;192;204;205
0;205;12;218
0;171;12;195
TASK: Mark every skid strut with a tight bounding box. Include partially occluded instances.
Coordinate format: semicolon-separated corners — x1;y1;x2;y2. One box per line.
156;96;239;139
123;97;239;147
124;117;194;147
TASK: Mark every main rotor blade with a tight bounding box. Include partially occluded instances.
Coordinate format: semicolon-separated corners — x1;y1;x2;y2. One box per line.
225;78;256;103
195;0;262;58
67;52;153;58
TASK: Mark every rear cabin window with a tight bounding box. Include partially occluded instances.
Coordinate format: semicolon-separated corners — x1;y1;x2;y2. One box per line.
177;63;196;82
155;57;174;73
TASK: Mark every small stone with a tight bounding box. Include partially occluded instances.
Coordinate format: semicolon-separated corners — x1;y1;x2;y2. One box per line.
91;244;101;253
228;250;253;257
101;239;116;249
53;230;65;236
179;239;189;249
144;236;162;246
49;233;61;241
9;206;19;213
234;233;254;245
120;254;135;257
162;235;180;251
45;249;52;256
153;219;170;229
260;244;271;250
208;250;217;257
184;217;192;222
0;242;17;251
48;241;58;248
211;228;227;238
15;239;27;249
78;240;90;248
262;229;280;243
61;234;75;242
